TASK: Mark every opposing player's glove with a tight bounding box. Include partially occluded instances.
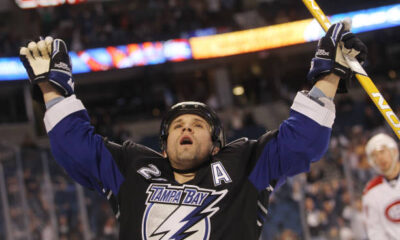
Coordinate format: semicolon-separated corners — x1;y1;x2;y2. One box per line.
307;21;367;93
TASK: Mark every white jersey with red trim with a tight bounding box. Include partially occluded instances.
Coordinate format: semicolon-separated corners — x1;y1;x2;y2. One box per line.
362;175;400;240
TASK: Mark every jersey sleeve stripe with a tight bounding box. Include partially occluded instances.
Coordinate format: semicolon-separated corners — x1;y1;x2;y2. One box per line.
290;92;335;128
44;94;85;132
257;201;268;215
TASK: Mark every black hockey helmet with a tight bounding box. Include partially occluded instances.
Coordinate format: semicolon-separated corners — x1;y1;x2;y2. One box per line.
160;101;225;151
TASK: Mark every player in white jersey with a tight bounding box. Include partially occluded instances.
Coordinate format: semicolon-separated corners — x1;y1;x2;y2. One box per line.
363;133;400;240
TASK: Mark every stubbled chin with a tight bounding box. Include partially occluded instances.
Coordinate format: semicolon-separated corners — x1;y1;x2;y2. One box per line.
179;144;198;153
176;152;196;164
179;144;194;151
178;146;194;155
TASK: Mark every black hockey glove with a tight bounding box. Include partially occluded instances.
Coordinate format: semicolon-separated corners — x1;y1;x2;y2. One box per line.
307;22;367;93
341;32;367;65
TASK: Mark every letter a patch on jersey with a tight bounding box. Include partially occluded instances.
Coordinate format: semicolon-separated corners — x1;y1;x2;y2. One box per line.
211;161;232;186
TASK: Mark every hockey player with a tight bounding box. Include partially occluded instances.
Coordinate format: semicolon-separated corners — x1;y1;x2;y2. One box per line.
363;133;400;239
19;22;366;239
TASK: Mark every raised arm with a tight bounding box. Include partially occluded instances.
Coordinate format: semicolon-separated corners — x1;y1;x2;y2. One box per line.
248;22;367;191
20;38;125;196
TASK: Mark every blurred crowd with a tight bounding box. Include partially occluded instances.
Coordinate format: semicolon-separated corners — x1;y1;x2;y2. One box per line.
1;0;397;57
299;130;372;240
0;0;302;57
0;147;119;240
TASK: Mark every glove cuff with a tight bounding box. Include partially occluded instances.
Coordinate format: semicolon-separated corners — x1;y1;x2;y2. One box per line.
307;58;352;93
307;58;333;84
49;79;73;97
332;63;351;79
49;70;74;97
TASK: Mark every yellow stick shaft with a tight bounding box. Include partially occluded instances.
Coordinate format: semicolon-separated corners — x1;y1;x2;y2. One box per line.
302;0;400;139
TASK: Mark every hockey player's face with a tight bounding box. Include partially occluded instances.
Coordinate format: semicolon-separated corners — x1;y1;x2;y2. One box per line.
166;114;214;170
371;146;397;173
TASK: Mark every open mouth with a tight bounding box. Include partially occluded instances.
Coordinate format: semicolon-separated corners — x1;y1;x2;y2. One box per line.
180;136;193;145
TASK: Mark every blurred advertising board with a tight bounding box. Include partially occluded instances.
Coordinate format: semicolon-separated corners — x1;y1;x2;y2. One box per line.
2;4;399;80
15;0;87;9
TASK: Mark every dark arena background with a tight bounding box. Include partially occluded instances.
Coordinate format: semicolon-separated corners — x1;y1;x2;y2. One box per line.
0;0;400;239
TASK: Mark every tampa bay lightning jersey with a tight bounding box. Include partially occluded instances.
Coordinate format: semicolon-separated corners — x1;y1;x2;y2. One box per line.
43;92;335;240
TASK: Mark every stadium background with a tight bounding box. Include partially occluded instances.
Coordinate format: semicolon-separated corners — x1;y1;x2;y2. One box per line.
0;0;400;239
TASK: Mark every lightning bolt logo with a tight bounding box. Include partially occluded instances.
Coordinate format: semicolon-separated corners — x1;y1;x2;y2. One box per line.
142;184;227;240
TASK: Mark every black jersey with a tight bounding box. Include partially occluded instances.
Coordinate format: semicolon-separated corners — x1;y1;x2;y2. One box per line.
44;92;334;239
104;132;276;239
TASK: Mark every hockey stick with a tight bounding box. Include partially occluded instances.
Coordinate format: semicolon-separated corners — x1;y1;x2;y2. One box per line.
302;0;400;140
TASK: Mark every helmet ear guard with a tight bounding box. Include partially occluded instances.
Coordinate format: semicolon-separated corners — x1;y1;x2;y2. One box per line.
159;101;225;152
